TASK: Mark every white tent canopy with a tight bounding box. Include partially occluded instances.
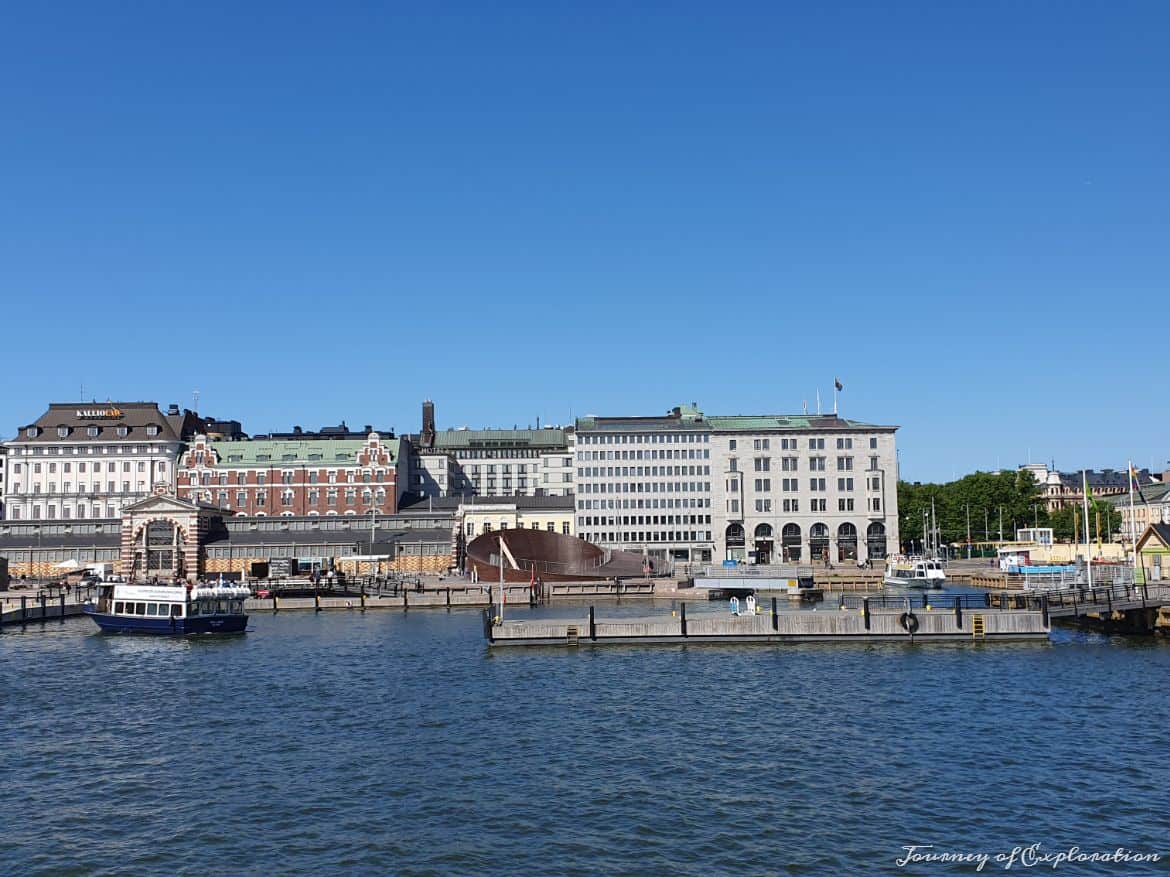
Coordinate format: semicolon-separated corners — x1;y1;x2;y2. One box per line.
52;559;83;571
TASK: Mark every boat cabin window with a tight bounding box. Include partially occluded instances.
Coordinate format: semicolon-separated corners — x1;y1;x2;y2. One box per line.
114;601;125;614
147;603;159;616
135;602;146;615
170;604;183;618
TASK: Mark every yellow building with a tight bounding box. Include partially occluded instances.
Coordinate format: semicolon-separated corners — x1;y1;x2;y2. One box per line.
459;497;575;543
1136;523;1170;585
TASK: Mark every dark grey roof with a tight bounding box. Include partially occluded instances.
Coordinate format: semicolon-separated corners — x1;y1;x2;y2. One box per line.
1057;468;1156;490
399;494;574;512
204;526;451;548
9;402;192;444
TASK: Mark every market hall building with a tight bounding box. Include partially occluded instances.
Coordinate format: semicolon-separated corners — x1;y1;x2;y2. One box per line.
0;491;456;582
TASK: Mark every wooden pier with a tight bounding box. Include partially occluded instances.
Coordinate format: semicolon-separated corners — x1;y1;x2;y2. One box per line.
486;594;1052;647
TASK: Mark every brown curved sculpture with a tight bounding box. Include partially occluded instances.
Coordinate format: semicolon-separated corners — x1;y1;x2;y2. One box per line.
466;530;651;582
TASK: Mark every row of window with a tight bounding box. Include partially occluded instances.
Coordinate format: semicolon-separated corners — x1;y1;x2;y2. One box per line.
739;477;862;493
465;521;571;537
581;482;712;495
581;514;711;526
580;433;709;445
578;498;712;510
9;503;122;520
15;443;167;454
11;481;147;495
29;424;164;439
186;469;391;485
580;531;711;544
14;460;165;475
578;449;710;461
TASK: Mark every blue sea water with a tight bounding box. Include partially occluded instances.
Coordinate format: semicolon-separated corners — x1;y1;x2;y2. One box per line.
1;605;1168;876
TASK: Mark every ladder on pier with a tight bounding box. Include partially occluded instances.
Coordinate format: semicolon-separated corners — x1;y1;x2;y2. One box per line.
972;614;986;640
565;625;580;646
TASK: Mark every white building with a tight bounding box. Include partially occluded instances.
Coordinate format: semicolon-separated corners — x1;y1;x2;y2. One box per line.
408;401;574;499
574;403;899;568
3;402;208;521
574;404;715;565
708;413;899;564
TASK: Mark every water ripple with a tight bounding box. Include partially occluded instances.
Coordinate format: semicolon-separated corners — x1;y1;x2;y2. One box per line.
2;611;1169;875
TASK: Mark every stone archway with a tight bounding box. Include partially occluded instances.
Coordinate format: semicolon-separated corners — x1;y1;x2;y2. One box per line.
781;523;801;562
754;523;774;565
121;489;217;583
725;523;746;562
129;517;191;582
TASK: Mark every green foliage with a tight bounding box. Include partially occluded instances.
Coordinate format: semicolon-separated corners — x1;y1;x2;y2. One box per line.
1049;501;1122;542
897;470;1047;550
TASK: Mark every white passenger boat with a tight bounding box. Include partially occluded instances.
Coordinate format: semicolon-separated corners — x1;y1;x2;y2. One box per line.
884;556;946;589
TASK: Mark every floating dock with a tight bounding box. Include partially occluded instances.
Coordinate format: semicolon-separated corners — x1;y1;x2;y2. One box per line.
486;595;1051;647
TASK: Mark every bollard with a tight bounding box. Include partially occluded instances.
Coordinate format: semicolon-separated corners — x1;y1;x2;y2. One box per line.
862;597;871;631
680;602;688;638
589;605;596;641
771;597;778;632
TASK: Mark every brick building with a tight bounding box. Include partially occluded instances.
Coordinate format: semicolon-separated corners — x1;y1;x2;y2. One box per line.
177;432;404;517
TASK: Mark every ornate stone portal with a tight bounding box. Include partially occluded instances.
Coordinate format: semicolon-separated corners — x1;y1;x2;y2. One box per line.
120;484;219;583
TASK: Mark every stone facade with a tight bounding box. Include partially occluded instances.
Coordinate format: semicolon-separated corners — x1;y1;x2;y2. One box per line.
3;402;213;522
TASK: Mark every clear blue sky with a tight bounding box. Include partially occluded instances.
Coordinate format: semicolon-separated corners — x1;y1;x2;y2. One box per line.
2;2;1167;481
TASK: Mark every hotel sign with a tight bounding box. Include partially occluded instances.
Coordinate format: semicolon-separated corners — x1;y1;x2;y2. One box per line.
76;408;123;418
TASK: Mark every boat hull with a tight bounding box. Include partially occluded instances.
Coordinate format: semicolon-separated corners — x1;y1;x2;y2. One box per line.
83;609;247;635
884;576;945;589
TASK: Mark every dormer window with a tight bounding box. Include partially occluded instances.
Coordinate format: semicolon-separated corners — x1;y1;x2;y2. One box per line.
146;425;160;436
116;426;129;437
57;426;69;437
26;426;38;438
87;426;100;437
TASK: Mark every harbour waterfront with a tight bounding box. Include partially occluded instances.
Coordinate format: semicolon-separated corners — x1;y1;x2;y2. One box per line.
2;608;1169;875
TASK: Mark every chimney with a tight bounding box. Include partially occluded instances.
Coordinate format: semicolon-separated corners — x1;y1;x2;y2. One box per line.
168;404;180;415
422;400;436;448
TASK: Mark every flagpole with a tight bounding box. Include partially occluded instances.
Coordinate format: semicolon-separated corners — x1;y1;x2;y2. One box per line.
833;382;838;415
1129;460;1139;581
816;389;821;416
1082;469;1093;589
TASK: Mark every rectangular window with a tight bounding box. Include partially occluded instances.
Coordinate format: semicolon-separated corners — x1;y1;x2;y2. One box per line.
870;437;878;449
754;457;770;472
837;456;853;471
809;457;826;471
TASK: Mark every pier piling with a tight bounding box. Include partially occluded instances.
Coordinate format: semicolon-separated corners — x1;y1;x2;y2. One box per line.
589;605;596;641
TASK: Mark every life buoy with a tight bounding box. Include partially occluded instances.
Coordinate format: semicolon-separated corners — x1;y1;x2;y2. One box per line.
899;612;920;634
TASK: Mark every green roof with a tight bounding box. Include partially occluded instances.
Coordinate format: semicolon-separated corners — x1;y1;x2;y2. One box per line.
210;437;400;467
706;415;892;432
429;429;568;450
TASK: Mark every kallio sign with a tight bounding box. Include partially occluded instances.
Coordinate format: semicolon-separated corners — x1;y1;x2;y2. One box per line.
75;408;123;418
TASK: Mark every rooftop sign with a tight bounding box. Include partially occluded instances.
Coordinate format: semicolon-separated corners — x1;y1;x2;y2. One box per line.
76;408;123;419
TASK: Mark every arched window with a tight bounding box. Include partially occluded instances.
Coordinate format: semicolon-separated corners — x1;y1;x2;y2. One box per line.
754;523;773;539
867;522;887;560
781;523;801;561
809;522;829;561
837;522;858;561
725;523;746;561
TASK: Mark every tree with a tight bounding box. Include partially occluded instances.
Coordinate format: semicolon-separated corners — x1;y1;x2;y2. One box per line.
898;469;1047;551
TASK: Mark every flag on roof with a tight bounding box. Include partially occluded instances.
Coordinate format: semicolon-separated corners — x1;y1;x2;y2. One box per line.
834;378;843;392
